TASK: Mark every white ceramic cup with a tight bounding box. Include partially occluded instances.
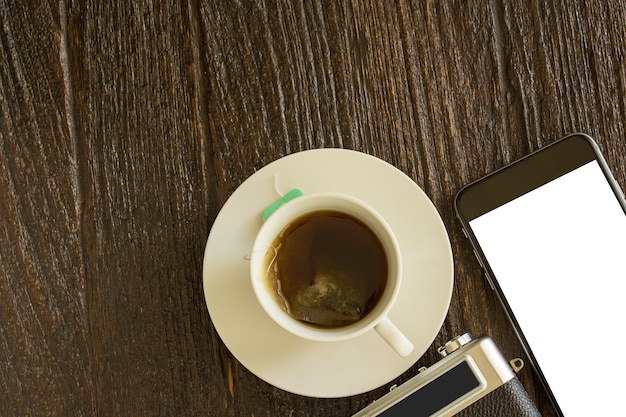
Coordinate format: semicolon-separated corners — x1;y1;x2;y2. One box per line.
250;192;414;357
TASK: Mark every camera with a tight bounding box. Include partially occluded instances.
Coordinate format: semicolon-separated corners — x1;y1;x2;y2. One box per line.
352;334;541;417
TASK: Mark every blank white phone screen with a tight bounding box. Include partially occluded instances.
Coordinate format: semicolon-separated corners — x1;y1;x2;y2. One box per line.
469;160;626;416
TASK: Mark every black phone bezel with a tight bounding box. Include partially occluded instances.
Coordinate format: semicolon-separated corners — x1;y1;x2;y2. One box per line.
454;133;626;417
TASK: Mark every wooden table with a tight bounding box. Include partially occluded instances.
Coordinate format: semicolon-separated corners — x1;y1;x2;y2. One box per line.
2;1;625;415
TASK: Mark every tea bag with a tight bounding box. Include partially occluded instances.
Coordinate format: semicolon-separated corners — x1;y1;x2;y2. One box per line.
289;248;369;326
294;271;363;325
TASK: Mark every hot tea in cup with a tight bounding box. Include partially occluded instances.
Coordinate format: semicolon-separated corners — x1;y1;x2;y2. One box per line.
262;209;387;327
250;192;413;357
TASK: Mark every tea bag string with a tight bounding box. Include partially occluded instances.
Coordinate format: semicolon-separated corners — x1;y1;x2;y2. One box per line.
274;173;284;197
245;174;300;260
243;174;283;261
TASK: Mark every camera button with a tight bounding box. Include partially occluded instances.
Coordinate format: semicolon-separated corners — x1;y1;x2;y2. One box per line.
438;333;473;356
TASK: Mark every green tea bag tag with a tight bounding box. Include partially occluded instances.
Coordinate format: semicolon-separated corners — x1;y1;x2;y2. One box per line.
262;188;304;221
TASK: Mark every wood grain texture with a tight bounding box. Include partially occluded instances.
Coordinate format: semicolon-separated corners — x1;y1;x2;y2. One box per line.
1;0;625;415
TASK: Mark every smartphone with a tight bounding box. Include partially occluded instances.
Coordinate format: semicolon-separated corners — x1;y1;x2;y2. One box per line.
454;133;626;416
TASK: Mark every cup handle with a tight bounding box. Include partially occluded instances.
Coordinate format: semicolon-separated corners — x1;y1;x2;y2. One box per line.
374;316;414;357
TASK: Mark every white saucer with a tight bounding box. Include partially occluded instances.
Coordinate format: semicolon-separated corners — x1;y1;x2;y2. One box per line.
202;149;453;398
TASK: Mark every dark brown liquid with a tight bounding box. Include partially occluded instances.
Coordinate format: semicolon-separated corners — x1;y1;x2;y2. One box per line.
263;210;388;328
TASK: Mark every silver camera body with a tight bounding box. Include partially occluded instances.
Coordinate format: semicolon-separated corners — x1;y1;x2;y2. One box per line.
352;334;541;417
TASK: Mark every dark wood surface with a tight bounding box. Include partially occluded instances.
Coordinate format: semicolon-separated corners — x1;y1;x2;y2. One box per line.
1;1;625;415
